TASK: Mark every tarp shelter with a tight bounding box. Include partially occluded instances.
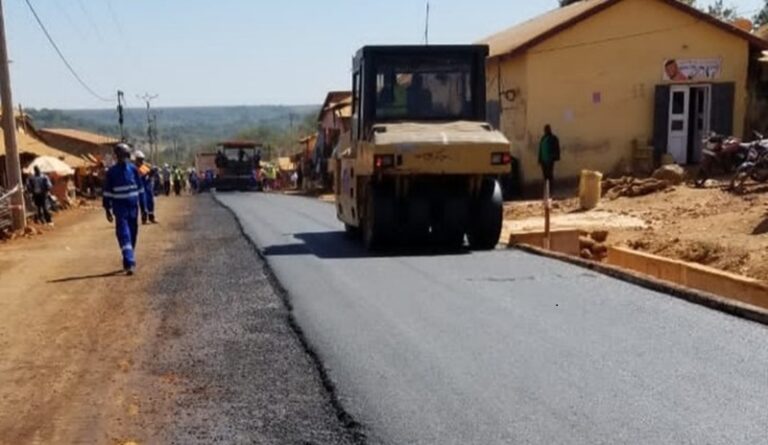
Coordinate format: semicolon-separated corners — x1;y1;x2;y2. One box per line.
24;156;75;176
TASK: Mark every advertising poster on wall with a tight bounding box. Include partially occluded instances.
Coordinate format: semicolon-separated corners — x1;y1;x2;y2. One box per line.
663;58;722;81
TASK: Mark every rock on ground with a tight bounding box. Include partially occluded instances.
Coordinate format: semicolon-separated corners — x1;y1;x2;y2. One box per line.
652;164;685;185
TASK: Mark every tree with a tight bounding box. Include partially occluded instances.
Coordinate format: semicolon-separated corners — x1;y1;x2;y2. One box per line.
755;1;768;28
705;0;737;21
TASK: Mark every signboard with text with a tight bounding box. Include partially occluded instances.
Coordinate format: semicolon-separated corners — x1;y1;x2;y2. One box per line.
663;58;722;81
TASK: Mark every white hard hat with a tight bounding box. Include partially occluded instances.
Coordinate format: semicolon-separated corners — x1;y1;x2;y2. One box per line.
134;150;146;160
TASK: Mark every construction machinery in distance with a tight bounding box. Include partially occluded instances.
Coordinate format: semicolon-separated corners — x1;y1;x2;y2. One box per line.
334;45;511;250
200;141;263;192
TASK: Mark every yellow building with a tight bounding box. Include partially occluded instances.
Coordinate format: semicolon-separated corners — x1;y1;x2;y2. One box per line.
479;0;768;188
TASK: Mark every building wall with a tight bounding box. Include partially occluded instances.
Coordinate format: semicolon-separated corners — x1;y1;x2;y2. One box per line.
494;0;750;186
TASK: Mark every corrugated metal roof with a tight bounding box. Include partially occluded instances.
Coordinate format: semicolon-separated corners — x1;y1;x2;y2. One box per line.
39;128;119;146
319;91;352;122
0;126;91;167
478;0;768;60
479;0;614;59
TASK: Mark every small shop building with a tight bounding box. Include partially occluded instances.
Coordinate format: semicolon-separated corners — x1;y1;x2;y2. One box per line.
479;0;768;188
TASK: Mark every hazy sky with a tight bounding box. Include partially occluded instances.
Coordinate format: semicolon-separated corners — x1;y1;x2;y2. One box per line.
4;0;764;109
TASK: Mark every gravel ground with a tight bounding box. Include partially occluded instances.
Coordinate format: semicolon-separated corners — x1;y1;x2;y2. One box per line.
136;196;357;444
0;195;357;445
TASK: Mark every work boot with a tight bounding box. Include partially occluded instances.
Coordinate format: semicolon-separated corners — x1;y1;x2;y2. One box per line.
149;214;157;224
125;266;135;276
141;214;148;225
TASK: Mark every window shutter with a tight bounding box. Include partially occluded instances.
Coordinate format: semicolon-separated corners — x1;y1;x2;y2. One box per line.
710;82;735;136
653;85;671;160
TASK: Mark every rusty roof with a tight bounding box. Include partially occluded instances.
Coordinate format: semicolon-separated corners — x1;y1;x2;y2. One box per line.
0;126;91;168
479;0;768;60
318;91;352;122
39;128;119;146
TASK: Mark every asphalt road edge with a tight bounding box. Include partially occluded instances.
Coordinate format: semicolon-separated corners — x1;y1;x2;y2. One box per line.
212;193;368;444
513;244;768;326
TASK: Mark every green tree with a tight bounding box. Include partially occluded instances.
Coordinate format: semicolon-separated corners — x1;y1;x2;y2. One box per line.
705;0;737;21
755;1;768;28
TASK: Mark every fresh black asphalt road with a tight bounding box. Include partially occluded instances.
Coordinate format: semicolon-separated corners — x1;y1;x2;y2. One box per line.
218;193;768;445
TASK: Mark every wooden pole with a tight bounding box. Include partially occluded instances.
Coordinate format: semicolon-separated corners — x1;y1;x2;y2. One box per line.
544;179;551;250
0;0;25;230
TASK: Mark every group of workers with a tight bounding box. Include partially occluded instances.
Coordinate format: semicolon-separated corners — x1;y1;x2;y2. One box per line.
103;142;198;275
156;164;200;196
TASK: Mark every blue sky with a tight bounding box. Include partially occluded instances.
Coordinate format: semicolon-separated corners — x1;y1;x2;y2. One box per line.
4;0;765;109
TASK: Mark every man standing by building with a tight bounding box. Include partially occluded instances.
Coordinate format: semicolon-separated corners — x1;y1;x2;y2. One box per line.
134;151;157;224
103;143;146;276
25;166;53;225
538;124;561;185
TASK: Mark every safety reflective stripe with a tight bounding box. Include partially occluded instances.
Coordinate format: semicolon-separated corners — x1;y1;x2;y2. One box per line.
114;184;138;192
107;191;141;199
121;244;133;251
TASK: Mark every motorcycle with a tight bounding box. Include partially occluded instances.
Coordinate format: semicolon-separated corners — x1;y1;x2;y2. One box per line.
695;133;750;187
730;135;768;192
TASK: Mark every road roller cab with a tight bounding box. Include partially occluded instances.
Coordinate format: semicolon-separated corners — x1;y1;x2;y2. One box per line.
334;45;511;250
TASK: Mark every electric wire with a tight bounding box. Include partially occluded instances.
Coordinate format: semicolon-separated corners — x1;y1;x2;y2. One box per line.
75;0;104;40
22;0;112;102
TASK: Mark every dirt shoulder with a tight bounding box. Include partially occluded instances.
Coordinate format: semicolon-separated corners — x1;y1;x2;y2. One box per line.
504;182;768;282
0;195;355;444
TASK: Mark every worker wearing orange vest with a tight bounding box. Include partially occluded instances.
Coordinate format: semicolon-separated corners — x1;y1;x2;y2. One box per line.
134;151;157;224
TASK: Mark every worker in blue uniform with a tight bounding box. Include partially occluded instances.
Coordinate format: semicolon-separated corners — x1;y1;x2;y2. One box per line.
134;150;157;224
103;143;146;275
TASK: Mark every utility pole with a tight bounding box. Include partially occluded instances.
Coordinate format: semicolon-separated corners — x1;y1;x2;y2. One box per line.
424;1;430;45
150;113;158;163
0;0;25;230
137;93;158;161
117;90;126;142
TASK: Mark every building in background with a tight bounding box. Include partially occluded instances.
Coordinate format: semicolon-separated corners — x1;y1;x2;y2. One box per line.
316;91;353;189
1;114;91;185
479;0;768;188
0;114;94;205
38;128;118;163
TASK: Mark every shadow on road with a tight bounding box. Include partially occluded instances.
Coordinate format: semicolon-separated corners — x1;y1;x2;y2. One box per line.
262;230;471;259
47;270;126;283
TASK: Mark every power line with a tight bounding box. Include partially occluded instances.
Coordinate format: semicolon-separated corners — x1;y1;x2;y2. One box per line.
104;0;126;38
75;0;103;40
22;0;112;102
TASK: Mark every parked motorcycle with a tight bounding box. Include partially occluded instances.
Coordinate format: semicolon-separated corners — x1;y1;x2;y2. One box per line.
695;133;750;187
730;136;768;192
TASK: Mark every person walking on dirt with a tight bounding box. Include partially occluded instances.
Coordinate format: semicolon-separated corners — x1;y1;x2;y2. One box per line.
188;168;199;194
134;151;157;224
26;166;53;225
103;143;146;276
172;166;184;196
538;124;561;185
161;164;172;196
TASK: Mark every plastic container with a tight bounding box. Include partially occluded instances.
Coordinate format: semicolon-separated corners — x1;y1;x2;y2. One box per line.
579;170;603;210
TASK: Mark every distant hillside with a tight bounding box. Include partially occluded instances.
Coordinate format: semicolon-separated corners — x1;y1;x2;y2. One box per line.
25;105;320;151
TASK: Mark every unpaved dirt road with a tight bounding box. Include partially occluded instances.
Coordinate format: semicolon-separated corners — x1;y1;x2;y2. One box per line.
0;196;355;444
